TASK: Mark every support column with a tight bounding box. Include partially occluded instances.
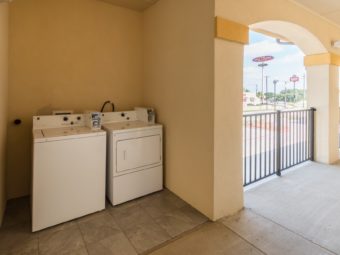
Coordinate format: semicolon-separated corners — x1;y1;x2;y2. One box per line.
306;64;339;164
213;17;248;220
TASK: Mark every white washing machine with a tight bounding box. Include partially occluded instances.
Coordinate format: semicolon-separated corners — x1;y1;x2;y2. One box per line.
32;114;106;232
102;110;163;206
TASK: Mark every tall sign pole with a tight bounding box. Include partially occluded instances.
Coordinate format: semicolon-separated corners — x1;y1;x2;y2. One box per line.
290;75;299;104
273;79;279;110
258;63;268;105
253;56;274;108
303;74;306;108
265;75;269;110
284;81;288;109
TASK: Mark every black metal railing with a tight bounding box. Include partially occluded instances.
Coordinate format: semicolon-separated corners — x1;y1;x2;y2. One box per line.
243;108;315;186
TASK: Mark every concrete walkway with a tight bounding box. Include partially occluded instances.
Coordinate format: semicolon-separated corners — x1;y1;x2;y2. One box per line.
150;162;340;254
244;162;340;254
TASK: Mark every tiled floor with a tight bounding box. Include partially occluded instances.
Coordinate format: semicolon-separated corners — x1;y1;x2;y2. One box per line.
0;189;207;255
2;162;340;255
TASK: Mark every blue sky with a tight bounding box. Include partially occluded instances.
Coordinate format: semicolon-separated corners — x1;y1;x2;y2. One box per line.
244;31;306;93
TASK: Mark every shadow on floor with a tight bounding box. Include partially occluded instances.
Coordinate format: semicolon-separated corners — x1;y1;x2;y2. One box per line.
0;189;207;255
2;162;339;255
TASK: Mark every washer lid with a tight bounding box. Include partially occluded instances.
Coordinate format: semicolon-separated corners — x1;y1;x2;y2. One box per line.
34;126;105;142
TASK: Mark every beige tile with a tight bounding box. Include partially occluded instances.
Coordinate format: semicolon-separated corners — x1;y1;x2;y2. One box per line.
87;232;137;255
140;191;187;219
56;247;88;255
38;225;85;255
0;223;38;254
109;199;141;217
135;189;170;204
37;221;77;238
1;248;39;255
221;209;333;255
155;205;207;237
77;211;121;244
110;203;154;230
149;222;264;255
124;221;171;254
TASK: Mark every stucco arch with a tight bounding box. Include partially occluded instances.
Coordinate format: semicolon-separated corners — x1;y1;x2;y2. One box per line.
250;20;328;55
249;20;339;164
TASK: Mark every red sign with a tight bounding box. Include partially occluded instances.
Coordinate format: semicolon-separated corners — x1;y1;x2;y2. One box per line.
252;56;274;62
290;75;299;82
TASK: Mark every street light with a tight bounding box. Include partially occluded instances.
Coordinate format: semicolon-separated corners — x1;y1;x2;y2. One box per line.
290;75;299;105
273;79;279;110
258;63;268;106
253;56;274;110
284;81;288;109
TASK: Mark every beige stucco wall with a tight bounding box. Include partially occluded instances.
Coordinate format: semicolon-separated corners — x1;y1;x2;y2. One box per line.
213;39;244;219
0;3;9;225
7;0;144;199
307;65;339;163
143;0;215;218
143;0;340;220
215;0;340;55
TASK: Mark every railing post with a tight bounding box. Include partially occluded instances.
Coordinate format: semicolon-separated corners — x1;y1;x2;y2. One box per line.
276;110;281;176
309;107;316;161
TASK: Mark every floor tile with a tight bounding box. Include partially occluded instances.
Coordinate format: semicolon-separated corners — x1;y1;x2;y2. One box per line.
124;220;171;254
149;222;264;255
135;189;170;204
0;223;38;254
56;247;88;255
110;203;154;230
87;232;137;255
155;205;207;237
38;225;86;255
139;190;187;219
77;211;121;244
37;221;77;237
221;209;333;255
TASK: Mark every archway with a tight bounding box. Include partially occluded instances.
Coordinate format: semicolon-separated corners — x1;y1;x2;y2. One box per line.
213;17;338;220
250;20;327;55
249;20;339;164
250;20;338;160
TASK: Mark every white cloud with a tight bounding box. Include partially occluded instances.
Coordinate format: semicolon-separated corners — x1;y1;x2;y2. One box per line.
245;39;284;58
243;66;262;88
276;51;304;65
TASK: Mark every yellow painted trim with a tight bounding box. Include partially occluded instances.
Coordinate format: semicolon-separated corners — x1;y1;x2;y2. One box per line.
304;53;340;66
215;17;249;44
330;54;340;66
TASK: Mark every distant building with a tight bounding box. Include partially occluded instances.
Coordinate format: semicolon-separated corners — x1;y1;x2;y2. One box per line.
243;92;261;107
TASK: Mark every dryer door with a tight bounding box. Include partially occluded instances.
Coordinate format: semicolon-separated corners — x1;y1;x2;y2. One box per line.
116;135;161;173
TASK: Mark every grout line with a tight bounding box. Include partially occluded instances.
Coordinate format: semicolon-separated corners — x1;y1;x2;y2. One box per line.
217;220;268;255
109;191;209;255
248;209;338;255
143;221;210;255
75;219;91;255
37;230;41;255
225;208;338;255
107;204;141;255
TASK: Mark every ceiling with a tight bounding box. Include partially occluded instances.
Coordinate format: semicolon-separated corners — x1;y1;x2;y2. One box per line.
99;0;159;11
291;0;340;26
